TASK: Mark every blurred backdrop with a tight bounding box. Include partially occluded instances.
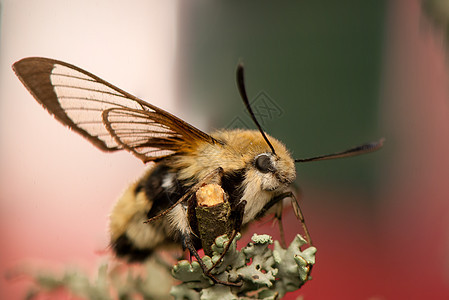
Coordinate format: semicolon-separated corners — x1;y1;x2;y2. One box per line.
1;0;449;299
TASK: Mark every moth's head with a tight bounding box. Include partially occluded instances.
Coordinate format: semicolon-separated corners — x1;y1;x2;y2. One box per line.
246;132;296;192
251;154;295;192
216;129;296;192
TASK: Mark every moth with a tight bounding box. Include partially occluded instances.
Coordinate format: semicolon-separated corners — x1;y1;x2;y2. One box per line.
13;57;383;285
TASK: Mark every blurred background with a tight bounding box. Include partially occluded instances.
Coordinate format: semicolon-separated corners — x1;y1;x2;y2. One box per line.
1;0;449;299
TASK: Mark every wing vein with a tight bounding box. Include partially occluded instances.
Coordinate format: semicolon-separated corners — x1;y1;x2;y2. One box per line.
53;84;127;98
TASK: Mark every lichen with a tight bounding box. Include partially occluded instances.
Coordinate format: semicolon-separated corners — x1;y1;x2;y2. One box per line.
171;233;316;299
18;234;316;299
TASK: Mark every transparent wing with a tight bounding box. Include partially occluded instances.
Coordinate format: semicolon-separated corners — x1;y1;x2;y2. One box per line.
13;57;216;162
102;107;185;162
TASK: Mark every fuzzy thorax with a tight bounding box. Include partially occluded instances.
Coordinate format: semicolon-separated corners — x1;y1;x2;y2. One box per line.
171;129;296;225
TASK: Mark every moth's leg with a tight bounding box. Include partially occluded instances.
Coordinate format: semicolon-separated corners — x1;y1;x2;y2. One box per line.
274;184;303;248
289;191;313;245
206;200;247;274
256;191;313;246
254;191;291;220
183;234;242;287
230;199;246;232
274;200;287;248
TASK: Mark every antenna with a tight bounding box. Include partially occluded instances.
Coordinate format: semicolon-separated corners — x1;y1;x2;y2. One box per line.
236;63;276;155
295;138;384;163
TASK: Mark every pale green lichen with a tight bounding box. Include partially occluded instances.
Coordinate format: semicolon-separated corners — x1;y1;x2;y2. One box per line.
250;233;273;244
19;234;316;299
171;233;316;299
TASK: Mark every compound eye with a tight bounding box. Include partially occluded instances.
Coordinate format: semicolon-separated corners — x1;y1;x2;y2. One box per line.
255;154;274;173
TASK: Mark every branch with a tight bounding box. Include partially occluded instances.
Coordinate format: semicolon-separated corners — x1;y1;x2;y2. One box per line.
195;183;233;256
